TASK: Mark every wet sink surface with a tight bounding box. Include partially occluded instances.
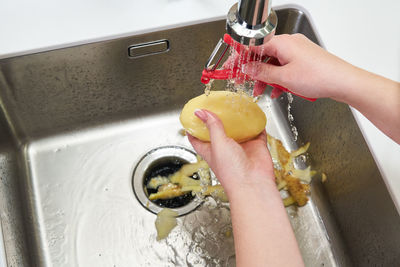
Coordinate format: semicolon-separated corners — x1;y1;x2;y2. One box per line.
1;6;400;267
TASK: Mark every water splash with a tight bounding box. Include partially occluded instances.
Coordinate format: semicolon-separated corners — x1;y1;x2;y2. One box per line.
205;42;259;99
204;79;213;96
287;93;299;141
182;198;235;267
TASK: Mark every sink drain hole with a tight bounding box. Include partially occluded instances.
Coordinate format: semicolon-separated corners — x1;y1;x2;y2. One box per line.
144;157;195;208
133;146;201;216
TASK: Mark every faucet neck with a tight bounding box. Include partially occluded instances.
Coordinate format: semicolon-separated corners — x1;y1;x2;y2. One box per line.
238;0;271;28
226;1;277;46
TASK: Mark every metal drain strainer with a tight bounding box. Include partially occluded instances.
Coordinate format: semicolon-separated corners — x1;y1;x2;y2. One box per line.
132;146;202;216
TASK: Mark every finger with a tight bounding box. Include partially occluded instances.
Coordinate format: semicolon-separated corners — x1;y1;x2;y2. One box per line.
246;36;280;58
194;109;244;167
253;81;267;97
187;134;212;163
255;34;292;61
255;130;268;144
222;54;239;69
194;109;227;144
242;61;285;86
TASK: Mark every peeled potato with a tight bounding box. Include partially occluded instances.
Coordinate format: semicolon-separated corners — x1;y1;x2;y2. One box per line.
180;91;266;142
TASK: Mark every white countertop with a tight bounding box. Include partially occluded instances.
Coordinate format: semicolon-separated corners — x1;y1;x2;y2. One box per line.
1;0;399;210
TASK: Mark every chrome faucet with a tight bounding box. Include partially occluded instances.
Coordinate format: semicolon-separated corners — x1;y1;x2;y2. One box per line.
226;0;277;46
200;0;279;85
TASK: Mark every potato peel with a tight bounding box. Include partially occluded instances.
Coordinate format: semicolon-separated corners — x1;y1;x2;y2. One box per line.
155;208;178;241
146;158;229;203
283;196;296;207
147;176;171;189
150;157;228;241
267;134;315;207
148;183;186;200
284;175;310;207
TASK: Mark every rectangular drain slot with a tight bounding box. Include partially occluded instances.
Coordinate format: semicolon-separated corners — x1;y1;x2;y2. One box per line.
128;40;169;58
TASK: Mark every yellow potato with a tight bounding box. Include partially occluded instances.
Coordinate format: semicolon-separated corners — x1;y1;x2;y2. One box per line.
180;91;266;142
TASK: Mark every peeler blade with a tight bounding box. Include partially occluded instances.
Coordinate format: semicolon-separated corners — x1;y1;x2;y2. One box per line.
205;39;230;71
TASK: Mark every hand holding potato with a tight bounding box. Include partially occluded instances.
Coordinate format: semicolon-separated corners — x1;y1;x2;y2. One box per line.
187;109;304;267
187;109;274;196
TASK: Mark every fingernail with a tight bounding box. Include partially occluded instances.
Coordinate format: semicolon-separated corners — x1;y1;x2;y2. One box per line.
194;109;208;122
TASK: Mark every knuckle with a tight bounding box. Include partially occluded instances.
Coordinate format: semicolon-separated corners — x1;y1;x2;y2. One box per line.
292;33;306;42
277;34;290;41
259;63;273;81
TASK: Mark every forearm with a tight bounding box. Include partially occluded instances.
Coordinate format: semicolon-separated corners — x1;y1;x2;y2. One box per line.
227;179;304;267
331;65;400;143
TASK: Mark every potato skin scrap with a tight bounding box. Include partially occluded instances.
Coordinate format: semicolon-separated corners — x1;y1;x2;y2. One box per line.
283;196;296;207
321;173;327;183
267;134;290;166
149;184;186;200
173;160;208;178
284;175;310;207
274;168;286;185
169;160;208;187
276;180;287;191
181;185;229;202
289;166;315;183
170;173;201;187
205;185;228;202
268;133;315;207
291;142;310;157
155;208;178;241
147;159;210;201
276;140;290;166
147;176;171;189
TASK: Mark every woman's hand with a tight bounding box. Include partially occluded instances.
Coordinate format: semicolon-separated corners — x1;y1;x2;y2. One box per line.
187;109;304;267
187;109;275;197
240;33;357;100
238;33;400;143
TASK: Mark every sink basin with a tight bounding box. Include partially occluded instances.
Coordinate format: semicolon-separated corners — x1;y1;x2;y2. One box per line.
1;6;399;266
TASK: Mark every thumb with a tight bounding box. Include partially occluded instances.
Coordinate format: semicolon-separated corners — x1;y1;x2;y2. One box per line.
242;62;283;85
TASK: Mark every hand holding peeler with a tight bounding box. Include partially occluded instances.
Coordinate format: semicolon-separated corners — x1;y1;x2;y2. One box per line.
200;34;316;102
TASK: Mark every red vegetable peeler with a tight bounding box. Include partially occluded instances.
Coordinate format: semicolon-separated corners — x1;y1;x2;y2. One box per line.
201;34;316;102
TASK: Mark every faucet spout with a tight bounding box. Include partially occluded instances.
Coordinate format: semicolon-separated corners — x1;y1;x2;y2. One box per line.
226;0;277;46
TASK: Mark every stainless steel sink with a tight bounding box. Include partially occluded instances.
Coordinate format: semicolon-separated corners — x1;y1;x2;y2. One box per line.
1;6;399;267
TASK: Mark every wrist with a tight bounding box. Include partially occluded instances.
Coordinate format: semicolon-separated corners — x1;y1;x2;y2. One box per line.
223;175;277;202
322;57;376;105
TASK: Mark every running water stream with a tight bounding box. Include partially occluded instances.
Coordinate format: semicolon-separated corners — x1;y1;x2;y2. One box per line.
205;41;298;140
